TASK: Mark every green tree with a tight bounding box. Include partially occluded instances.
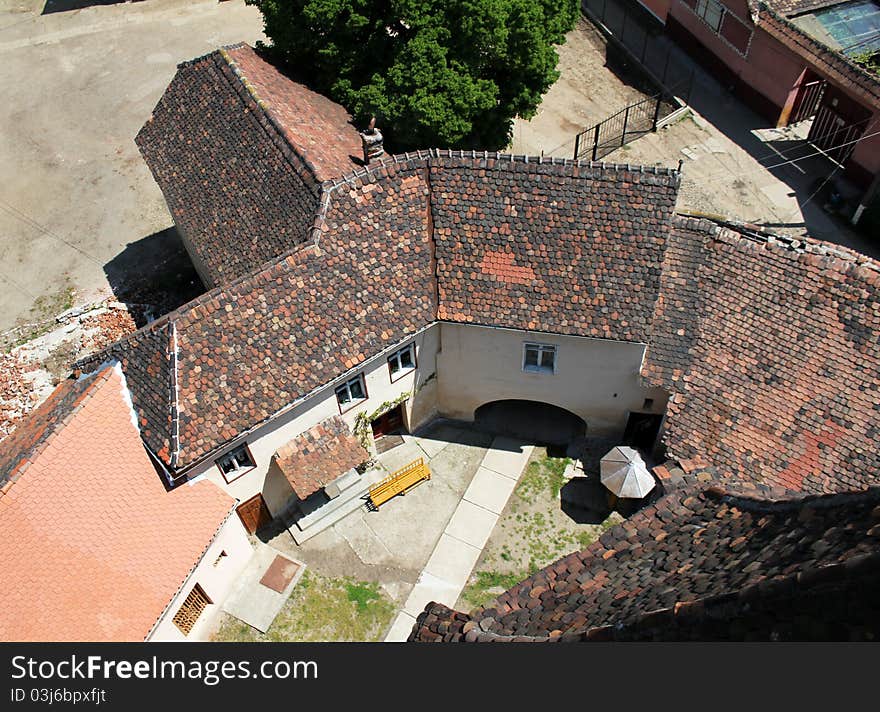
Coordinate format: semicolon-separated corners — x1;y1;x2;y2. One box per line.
249;0;578;151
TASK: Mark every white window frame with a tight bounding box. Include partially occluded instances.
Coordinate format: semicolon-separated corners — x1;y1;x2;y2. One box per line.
387;342;417;381
522;342;557;374
215;443;256;482
335;373;368;412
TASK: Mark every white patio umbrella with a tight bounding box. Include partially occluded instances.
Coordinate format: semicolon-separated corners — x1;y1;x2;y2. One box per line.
600;446;655;499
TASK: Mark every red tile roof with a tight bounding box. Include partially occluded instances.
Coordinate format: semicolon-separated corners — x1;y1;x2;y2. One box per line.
411;484;880;641
0;366;234;641
273;416;368;499
646;216;880;495
430;155;679;341
136;44;361;288
223;45;362;182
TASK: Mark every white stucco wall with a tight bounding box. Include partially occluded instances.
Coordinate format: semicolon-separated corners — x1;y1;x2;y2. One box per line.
149;511;253;642
186;324;441;516
435;323;667;437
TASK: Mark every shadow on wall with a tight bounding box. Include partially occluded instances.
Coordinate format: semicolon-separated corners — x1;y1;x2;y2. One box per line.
42;0;138;14
473;400;587;446
103;226;205;328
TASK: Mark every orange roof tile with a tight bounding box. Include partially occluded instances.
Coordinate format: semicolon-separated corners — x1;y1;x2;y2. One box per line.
0;366;234;641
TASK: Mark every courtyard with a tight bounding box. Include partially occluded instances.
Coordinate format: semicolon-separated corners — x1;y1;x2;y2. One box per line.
211;418;642;643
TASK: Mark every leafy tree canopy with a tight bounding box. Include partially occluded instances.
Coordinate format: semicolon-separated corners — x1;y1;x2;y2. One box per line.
248;0;578;151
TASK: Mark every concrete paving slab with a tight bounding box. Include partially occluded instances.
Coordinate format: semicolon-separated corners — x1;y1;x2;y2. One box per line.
463;466;520;514
385;612;418;642
403;572;461;617
334;511;394;566
375;439;426;474
423;534;482;590
413;433;450;459
222;544;305;633
481;437;532;479
444;499;499;550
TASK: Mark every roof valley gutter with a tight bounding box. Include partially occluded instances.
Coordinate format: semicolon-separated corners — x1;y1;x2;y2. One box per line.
168;322;437;481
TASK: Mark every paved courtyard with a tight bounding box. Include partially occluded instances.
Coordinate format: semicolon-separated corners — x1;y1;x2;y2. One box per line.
263;420;535;641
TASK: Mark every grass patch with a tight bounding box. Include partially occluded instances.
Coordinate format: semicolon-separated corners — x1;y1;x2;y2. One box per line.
516;454;571;502
4;280;76;351
212;570;395;642
345;581;381;612
460;570;527;610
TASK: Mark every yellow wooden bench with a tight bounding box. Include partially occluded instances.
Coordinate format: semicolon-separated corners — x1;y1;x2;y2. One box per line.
368;458;431;510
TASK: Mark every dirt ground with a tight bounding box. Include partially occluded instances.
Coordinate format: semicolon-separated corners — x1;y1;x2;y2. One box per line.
512;15;876;254
510;17;650;158
0;0;265;334
456;443;631;612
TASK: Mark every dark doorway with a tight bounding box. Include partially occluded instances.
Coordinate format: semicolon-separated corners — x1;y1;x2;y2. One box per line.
473;400;587;445
236;494;272;534
623;412;664;453
371;404;405;439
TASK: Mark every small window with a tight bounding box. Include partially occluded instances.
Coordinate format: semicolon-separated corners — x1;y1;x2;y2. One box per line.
523;343;556;373
216;444;256;482
172;584;211;636
213;550;228;567
388;343;416;380
335;374;367;411
643;398;655;410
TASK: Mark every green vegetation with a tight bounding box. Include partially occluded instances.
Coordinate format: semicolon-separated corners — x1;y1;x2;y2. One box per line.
4;280;75;352
516;454;570;502
458;448;624;612
460;570;527;609
213;570;395;642
852;50;880;77
250;0;579;151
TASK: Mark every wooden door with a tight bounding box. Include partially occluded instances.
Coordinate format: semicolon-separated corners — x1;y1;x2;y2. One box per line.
371;405;405;438
236;494;272;534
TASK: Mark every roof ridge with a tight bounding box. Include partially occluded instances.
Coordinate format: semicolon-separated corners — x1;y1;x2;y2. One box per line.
675;211;880;275
322;149;682;190
214;46;323;191
704;483;880;513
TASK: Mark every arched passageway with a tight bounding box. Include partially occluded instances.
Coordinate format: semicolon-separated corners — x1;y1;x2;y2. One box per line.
473;400;586;445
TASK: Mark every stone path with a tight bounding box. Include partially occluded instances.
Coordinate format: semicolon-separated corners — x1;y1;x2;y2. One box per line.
384;436;534;641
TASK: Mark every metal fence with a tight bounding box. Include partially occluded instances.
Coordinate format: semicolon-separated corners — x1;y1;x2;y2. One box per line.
573;0;697;160
574;93;663;160
582;0;697;100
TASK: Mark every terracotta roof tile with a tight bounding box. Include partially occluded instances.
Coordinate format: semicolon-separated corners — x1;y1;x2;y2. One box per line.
273;416;368;499
411;485;880;641
0;366;233;641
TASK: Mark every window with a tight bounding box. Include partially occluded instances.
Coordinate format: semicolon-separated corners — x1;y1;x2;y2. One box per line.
335;374;367;411
172;584;211;636
695;0;724;31
216;444;255;482
387;343;416;380
213;550;228;567
523;343;556;373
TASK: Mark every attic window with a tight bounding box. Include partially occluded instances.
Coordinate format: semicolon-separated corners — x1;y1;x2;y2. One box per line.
523;343;556;374
216;444;256;483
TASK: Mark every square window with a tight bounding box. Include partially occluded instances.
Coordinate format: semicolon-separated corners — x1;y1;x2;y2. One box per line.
388;343;417;380
216;444;255;481
335;374;368;411
523;343;556;373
